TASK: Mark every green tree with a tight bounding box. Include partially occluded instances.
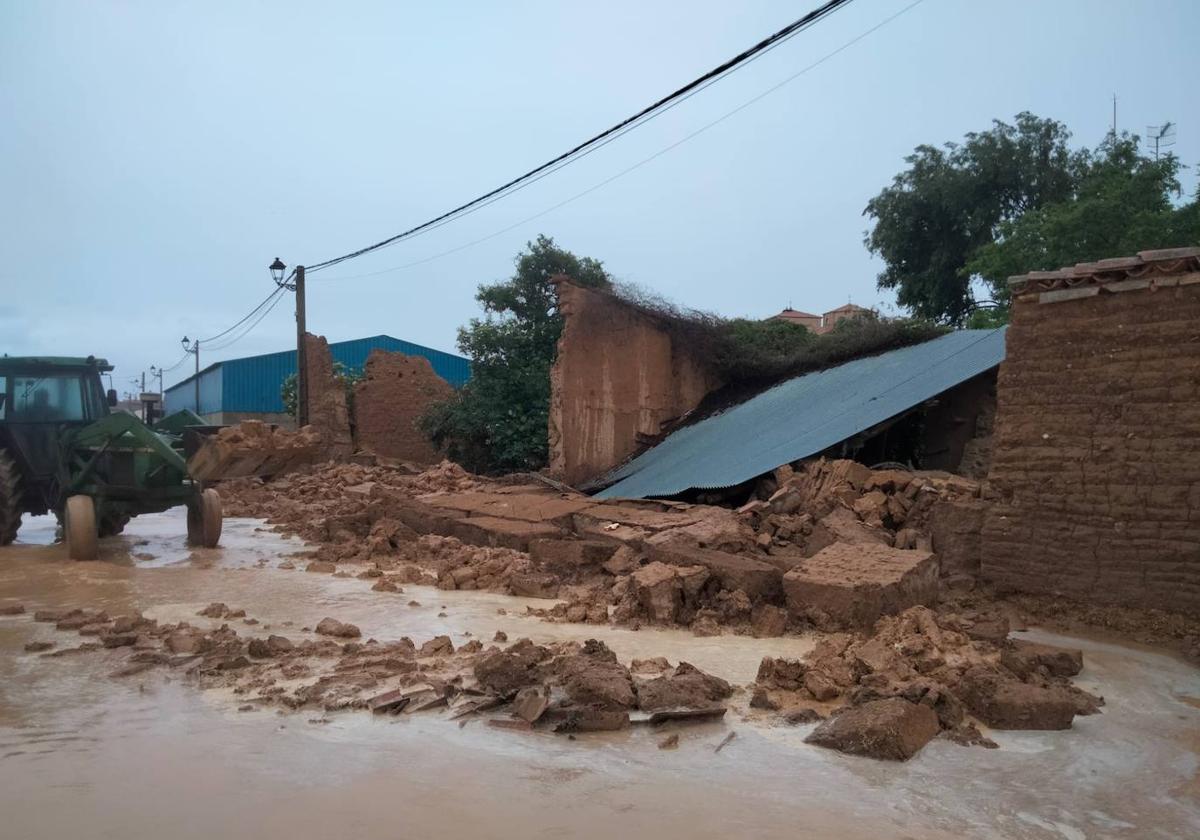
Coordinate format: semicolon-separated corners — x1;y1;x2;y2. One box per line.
865;113;1078;323
969;136;1199;288
421;235;611;474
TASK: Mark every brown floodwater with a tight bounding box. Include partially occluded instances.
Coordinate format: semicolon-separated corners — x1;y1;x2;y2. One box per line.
1;510;1197;840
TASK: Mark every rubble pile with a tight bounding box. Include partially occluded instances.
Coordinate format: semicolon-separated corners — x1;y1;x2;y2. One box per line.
742;457;982;560
216;456;1002;638
187;421;322;482
751;606;1102;760
16;605;735;736
217;460;472;543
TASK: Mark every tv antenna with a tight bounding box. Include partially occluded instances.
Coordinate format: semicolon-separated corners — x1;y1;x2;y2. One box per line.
1146;122;1176;161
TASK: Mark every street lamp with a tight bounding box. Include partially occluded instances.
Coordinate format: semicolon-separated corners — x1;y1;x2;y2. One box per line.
180;336;201;414
270;258;287;286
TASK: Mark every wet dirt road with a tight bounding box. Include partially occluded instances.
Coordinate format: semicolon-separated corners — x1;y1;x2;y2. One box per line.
1;512;1198;840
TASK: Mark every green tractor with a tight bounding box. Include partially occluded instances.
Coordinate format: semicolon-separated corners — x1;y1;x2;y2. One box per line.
0;355;222;560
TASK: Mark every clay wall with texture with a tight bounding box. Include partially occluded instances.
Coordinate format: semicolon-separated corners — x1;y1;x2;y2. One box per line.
548;279;722;486
981;250;1200;613
303;333;353;459
353;349;453;464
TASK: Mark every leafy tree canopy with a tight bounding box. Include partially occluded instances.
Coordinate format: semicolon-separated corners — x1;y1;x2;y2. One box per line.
421;235;611;474
865;113;1199;324
865;113;1077;323
969;136;1198;288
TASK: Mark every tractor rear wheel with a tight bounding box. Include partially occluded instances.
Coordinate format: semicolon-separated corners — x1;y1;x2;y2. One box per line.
65;495;98;561
186;489;222;548
0;449;22;546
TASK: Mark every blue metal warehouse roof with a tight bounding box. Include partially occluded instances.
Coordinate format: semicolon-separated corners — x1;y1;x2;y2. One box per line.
165;334;470;415
596;327;1007;500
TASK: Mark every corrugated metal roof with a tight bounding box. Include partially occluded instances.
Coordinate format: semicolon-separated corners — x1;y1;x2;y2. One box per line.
165;334;470;414
596;327;1007;500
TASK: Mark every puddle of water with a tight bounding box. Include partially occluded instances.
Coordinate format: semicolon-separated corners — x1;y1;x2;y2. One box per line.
0;510;1197;840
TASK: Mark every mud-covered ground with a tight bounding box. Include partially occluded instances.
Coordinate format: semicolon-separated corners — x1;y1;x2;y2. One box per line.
1;510;1198;840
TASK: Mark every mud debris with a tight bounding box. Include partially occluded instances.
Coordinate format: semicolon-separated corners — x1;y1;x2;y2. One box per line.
314;618;361;639
27;603;744;746
752;605;1101;760
805;698;940;761
211;457;1018;643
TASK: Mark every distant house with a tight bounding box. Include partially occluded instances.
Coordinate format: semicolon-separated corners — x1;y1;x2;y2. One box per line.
770;303;873;334
771;308;823;332
163;334;470;425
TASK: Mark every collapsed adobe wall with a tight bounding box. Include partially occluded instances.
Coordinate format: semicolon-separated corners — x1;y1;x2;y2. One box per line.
548;278;722;487
981;249;1200;614
353;349;453;464
303;332;353;459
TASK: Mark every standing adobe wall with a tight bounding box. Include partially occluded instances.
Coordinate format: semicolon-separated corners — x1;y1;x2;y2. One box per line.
353;349;453;464
548;277;722;487
981;249;1200;614
303;332;354;459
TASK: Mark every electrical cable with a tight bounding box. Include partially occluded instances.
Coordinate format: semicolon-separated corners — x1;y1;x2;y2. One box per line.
197;283;288;344
156;351;192;374
303;0;855;274
201;286;289;353
299;0;849;269
311;0;925;284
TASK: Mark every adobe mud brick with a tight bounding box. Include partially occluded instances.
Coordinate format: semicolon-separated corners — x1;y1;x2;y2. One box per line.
529;539;620;577
421;491;594;528
353;350;454;464
983;256;1200;614
646;543;783;604
928;497;985;575
805;697;940;761
782;543;938;629
303;333;353;459
547;277;722;486
387;498;563;551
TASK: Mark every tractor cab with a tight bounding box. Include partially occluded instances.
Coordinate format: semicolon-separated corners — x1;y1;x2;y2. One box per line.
0;356;116;423
0;355;221;559
0;357;117;515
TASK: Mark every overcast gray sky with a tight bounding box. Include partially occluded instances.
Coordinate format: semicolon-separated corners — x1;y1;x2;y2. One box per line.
3;0;1198;394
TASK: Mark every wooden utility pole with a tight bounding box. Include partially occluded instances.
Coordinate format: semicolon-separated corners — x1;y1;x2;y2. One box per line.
193;342;200;415
295;265;308;427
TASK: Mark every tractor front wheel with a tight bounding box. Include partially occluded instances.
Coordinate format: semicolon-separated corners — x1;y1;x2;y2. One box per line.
65;495;98;561
0;449;22;546
186;489;223;548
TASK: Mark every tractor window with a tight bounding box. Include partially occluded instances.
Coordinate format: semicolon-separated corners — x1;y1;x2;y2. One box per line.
10;375;86;422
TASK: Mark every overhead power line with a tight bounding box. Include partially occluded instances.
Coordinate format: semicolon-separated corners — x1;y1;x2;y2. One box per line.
312;0;925;284
303;0;856;274
198;283;289;344
202;286;289;352
156;351;192;374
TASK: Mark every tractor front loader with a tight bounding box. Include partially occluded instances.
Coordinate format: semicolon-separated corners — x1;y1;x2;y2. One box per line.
0;356;221;560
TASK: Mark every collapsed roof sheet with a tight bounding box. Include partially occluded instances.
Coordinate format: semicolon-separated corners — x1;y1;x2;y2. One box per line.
596;327;1007;499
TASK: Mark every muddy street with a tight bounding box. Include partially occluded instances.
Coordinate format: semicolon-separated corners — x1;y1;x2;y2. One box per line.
0;511;1196;840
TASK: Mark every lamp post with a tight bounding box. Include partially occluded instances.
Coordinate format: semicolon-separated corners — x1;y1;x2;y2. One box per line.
271;257;307;427
181;335;200;416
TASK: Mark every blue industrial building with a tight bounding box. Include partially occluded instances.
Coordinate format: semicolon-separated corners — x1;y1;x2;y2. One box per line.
164;334;470;424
